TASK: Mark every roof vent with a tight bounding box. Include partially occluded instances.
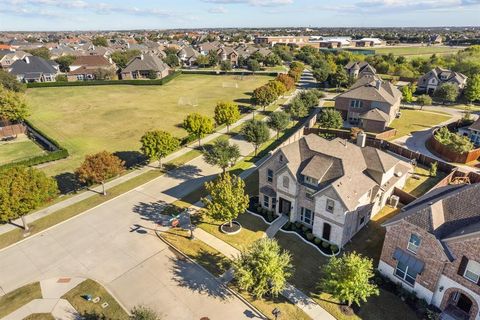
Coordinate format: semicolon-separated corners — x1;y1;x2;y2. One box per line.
395;171;403;177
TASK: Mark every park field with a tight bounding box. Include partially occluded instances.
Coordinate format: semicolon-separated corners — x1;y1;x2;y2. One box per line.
26;74;273;176
374;45;461;57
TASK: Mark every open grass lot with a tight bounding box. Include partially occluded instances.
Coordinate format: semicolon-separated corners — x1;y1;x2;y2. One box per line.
62;279;129;320
403;165;447;198
26;74;272;176
374;45;461;57
0;135;46;165
0;282;42;318
388;109;451;141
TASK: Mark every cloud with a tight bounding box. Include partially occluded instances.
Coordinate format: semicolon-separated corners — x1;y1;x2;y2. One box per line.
202;0;293;7
208;6;228;13
334;0;480;13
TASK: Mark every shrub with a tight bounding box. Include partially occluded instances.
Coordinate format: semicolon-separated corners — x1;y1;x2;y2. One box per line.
321;241;330;248
330;244;339;253
267;212;274;222
283;222;292;230
434;126;474;153
295;221;302;229
314;237;322;245
306;232;314;241
301;225;309;233
430;162;438;177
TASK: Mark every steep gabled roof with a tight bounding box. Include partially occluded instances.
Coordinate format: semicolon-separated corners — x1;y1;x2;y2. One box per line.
122;54;169;73
9;56;57;75
337;76;401;106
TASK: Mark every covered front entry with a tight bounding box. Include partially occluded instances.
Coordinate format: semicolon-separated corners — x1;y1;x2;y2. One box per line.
279;198;291;216
441;290;477;320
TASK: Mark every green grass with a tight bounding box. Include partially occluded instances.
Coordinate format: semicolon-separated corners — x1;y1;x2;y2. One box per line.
62;279;128;319
0;137;46;165
0;282;42;318
388;109;451;141
374;46;460;57
23;314;55;320
403;165;447;198
26;74;272;176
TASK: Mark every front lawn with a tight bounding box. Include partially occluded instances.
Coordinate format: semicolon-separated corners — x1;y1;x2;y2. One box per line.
403;165;447;197
388;109;451;141
0;136;46;165
62;279;129;320
26;74;272;176
0;282;42;318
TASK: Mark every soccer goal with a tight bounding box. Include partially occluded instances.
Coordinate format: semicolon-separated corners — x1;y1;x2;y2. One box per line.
222;82;239;88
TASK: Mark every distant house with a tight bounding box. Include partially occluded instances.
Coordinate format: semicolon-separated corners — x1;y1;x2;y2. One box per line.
120;54;170;80
216;47;238;66
417;67;468;95
67;55;116;81
257;134;410;248
9;56;59;82
430;34;443;44
459;118;480;147
177;46;200;67
0;51;31;70
335;75;402;132
379;183;480;320
344;61;377;79
197;41;222;55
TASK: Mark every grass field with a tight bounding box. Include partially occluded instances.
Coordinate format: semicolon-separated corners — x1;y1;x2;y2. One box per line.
374;46;461;57
388;109;451;141
26;74;272;176
0;135;46;165
0;282;42;318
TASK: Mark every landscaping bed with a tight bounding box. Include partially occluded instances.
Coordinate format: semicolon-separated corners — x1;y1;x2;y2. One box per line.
281;221;339;256
248;196;276;223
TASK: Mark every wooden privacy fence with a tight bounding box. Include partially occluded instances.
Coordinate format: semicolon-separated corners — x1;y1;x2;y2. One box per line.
427;134;480;164
0;123;27;138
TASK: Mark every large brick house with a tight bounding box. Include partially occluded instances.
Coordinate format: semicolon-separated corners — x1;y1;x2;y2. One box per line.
67;55;116;81
417;67;468;95
335;75;402;132
344;61;376;79
378;183;480;320
120;54;170;80
257;134;410;247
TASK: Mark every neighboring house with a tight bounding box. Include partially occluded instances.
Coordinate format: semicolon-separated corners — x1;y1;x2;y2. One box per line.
197;41;222;55
177;46;200;67
344;61;377;79
0;50;31;69
120;54;170;80
459;118;480;147
216;47;238;66
418;67;468;95
378;183;480;320
335;75;402;132
9;56;59;82
67;55;116;81
257;134;410;247
430;35;443;44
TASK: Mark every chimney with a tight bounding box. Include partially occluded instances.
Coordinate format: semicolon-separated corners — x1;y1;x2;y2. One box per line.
357;132;367;148
25;56;30;64
375;79;382;90
140;54;144;60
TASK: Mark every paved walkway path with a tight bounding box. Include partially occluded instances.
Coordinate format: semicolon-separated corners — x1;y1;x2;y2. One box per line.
265;214;289;238
2;277;83;320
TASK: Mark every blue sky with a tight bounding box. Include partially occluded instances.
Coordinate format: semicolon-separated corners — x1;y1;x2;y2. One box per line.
0;0;479;31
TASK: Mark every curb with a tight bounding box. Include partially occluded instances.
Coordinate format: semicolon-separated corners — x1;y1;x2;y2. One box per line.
155;229;268;320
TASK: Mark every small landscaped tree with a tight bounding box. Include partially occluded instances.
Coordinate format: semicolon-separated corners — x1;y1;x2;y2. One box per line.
434;83;459;104
147;70;157;80
140;130;180;168
92;36;108;47
247;59;261;73
330;68;349;88
401;84;414;103
165;54;180;68
267;80;287;98
264;53;282;67
202;173;249;228
0;86;29;122
267;111;290;138
416;94;432;110
430;161;438;177
275;73;295;91
0;70;26;92
214;101;240;132
286;96;308;119
318;109;343;129
319;252;379;308
464;74;480;104
183;113;215;146
0;166;58;231
196;55;209;68
233;238;293;298
252;85;277;111
54;55;76;72
241;119;270;156
75;151;125;196
220;60;232;72
130;305;162;320
202;139;240;174
299;90;320;108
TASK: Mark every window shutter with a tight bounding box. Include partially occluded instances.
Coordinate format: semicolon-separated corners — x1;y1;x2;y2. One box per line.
458;256;468;277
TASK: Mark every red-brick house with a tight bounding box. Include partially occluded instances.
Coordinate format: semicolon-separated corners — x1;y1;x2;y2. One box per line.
378;183;480;320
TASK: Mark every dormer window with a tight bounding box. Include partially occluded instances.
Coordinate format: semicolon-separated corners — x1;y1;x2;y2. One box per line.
304;175;317;186
407;234;421;254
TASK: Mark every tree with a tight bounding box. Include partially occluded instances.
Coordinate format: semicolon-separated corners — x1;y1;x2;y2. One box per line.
276;73;295;91
75;151;125;195
214;101;240;132
207;50;219;66
26;47;50;60
313;67;329;83
319;252;379;308
196;55;209;68
401;85;414;103
147;70;157;80
130;305;162;320
140;130;179;168
464;74;480;103
252;85;277;111
299;90;320;108
434;83;459;103
183;113;215;146
430;161;438;177
92;36;108;47
233;238;292;298
220;60;232;72
203;139;240;173
111;50;141;69
318;109;343;129
247;59;261;73
416;94;432;110
202;173;249;227
241;119;270;156
286;97;308;119
164;54;180;68
93;68;115;80
267;111;290;138
267;80;287;98
0;86;29;121
0;70;26;92
0;166;58;231
264;53;282;67
55;55;76;72
330;68;349;88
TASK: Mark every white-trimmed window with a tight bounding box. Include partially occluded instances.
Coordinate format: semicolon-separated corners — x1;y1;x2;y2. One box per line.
304;175;317;186
300;207;313;225
395;261;417;286
350;100;362;108
407;234;421;254
305;188;314;200
282;176;289;188
326;199;335;213
267;169;273;183
464;260;480;283
263;195;269;208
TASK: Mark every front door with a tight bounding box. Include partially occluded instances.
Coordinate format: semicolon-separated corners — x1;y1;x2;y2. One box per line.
322;223;331;241
457;293;473;314
279;198;291;215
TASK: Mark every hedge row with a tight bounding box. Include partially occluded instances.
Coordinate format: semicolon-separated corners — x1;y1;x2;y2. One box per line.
26;71;182;88
0;120;70;170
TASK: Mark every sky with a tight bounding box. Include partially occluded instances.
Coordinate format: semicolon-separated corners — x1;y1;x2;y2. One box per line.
0;0;479;31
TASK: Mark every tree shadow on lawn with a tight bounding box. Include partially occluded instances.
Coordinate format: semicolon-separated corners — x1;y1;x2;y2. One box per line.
169;254;232;298
54;172;80;194
113;151;147;169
